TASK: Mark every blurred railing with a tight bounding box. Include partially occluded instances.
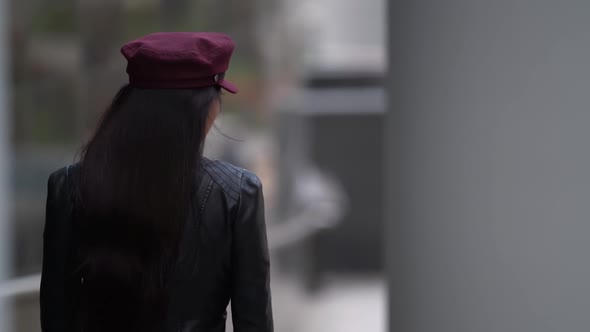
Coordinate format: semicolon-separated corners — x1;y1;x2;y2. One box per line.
0;274;40;299
268;167;346;249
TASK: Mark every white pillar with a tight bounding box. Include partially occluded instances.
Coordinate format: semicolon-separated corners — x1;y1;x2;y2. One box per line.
387;1;590;331
0;0;13;329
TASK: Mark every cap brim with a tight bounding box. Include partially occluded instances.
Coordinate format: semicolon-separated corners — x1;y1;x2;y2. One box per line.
218;79;239;94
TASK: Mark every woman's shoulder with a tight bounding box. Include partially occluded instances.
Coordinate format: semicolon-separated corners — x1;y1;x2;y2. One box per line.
47;162;81;187
201;158;262;202
46;163;82;210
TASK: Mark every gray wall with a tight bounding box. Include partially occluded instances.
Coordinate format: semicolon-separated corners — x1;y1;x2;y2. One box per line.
387;1;590;331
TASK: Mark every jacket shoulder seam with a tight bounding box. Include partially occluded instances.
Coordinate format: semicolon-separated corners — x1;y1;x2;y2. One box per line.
202;159;244;203
199;179;214;217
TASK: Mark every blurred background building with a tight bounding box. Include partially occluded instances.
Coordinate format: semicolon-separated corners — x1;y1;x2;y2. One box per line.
0;0;386;331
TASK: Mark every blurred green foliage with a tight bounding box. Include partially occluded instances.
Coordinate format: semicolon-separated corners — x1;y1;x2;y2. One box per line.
29;4;77;37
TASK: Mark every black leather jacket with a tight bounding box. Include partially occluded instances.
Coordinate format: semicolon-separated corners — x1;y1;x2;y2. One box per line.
40;158;273;332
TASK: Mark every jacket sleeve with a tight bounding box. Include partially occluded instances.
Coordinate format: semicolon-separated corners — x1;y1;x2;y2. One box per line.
231;171;274;332
40;168;74;332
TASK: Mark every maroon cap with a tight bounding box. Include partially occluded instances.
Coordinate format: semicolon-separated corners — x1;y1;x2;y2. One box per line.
121;32;239;93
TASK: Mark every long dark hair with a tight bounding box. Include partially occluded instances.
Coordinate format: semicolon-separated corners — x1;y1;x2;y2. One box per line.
74;84;221;332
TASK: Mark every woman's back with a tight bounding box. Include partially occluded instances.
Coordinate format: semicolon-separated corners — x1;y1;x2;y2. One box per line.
42;159;272;332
